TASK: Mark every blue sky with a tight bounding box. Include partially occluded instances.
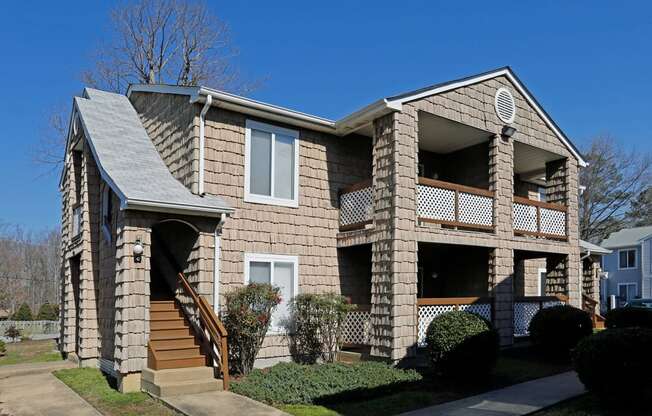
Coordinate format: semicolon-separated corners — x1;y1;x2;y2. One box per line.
0;1;650;231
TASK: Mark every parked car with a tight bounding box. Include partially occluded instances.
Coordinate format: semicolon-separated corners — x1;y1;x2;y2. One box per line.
625;299;652;309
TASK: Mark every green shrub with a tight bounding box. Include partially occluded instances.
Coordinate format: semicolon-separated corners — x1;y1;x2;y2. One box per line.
37;303;58;321
231;361;421;405
12;303;33;321
4;325;21;342
425;310;499;378
529;305;592;360
223;283;281;375
289;293;355;364
605;307;652;329
0;340;5;356
574;328;652;404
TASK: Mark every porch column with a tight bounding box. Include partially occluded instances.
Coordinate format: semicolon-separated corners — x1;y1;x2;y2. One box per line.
489;133;515;345
369;110;419;362
546;158;581;307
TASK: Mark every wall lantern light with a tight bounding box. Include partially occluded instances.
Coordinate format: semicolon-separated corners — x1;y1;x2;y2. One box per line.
501;125;517;139
133;238;144;263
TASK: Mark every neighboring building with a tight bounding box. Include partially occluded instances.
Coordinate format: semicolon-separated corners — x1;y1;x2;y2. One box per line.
600;225;652;306
59;67;593;394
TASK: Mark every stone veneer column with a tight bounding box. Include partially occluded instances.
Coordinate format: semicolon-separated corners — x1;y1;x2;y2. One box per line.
369;110;418;362
489;133;515;346
546;158;581;307
113;213;151;392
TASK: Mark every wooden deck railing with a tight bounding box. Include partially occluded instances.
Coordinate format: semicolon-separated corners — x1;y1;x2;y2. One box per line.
177;272;230;390
417;178;494;231
339;180;373;231
417;297;494;346
513;294;568;336
513;197;567;240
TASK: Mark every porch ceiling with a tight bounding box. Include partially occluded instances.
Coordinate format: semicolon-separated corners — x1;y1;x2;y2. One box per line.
418;112;492;154
514;141;565;180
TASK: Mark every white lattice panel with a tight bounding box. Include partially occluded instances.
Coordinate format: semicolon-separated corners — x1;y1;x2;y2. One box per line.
540;208;566;236
417;185;455;221
458;193;493;226
340;187;373;227
342;310;371;345
513;203;538;232
417;303;492;347
513;300;563;336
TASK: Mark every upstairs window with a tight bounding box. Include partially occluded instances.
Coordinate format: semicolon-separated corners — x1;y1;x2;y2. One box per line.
619;249;636;270
102;185;113;242
245;120;299;207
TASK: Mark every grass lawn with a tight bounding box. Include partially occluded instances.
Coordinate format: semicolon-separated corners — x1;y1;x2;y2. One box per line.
278;346;571;416
0;339;62;366
532;394;641;416
54;368;181;416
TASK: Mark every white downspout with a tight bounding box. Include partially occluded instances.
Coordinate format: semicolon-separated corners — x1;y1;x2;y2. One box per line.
213;212;227;314
199;95;213;196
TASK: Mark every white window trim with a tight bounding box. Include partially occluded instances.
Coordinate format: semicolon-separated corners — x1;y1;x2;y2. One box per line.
244;119;300;208
618;248;637;270
618;282;637;301
537;268;547;296
243;253;299;333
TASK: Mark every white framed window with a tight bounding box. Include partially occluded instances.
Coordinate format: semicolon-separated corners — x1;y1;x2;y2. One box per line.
618;282;637;303
537;268;547;296
244;120;299;207
101;185;113;243
244;253;299;332
618;249;637;270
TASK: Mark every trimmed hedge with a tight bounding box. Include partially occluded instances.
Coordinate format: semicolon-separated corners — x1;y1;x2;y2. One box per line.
529;305;592;359
605;307;652;329
425;310;499;377
574;328;652;404
231;361;422;405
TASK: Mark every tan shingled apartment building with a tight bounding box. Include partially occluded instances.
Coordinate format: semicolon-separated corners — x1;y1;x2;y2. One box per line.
59;67;604;394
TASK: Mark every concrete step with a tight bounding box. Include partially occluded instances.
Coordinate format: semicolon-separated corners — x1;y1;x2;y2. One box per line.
142;366;215;384
142;377;221;397
337;350;362;363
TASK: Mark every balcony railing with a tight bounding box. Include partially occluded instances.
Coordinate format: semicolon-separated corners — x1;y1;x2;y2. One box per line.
341;304;371;347
72;204;82;239
418;178;494;231
513;295;568;336
339;180;373;231
513;197;567;240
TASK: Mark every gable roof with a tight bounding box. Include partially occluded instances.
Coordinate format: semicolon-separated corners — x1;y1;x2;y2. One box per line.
127;66;586;166
71;88;233;217
600;225;652;249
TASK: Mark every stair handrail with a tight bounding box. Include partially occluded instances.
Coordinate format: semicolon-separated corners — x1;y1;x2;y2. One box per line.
177;271;230;391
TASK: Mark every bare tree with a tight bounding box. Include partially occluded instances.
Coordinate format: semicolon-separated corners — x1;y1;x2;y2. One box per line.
579;136;652;242
83;0;247;93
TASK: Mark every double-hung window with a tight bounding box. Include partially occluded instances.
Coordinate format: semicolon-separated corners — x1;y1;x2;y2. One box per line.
618;283;637;303
245;120;299;207
244;253;298;331
618;249;637;270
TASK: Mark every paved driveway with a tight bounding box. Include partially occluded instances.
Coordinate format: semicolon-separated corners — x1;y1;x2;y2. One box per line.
0;363;101;416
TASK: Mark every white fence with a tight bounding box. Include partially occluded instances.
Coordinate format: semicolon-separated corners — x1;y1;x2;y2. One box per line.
0;320;60;336
417;298;493;347
341;306;371;346
513;296;566;336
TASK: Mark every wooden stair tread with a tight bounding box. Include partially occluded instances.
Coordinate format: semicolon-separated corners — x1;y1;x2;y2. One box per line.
150;334;195;341
157;353;205;361
150;317;186;322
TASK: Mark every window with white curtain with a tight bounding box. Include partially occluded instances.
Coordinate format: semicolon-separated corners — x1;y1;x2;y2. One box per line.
244;253;299;331
245;120;299;207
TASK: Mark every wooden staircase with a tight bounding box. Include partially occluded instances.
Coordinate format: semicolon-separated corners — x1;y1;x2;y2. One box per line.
148;300;208;370
582;294;606;330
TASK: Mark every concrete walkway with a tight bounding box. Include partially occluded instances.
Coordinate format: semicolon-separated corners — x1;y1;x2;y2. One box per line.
400;371;585;416
164;390;289;416
0;362;101;416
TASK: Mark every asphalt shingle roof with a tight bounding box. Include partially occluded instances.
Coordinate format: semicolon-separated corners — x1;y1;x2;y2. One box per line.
580;240;611;255
600;226;652;249
74;88;232;216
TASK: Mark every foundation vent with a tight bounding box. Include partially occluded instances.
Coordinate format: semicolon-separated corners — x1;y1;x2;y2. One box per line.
495;87;516;124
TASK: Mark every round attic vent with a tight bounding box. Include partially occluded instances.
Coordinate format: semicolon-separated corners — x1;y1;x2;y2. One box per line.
494;87;516;124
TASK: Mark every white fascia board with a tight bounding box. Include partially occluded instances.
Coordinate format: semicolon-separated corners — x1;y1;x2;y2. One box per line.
123;198;234;217
196;87;337;134
126;84;200;100
334;99;402;135
386;68;588;167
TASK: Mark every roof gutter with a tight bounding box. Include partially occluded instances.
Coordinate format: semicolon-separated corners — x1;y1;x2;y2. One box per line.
334;99;403;135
